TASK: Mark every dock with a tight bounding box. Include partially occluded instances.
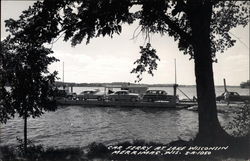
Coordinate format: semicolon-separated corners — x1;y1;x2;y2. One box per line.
57;99;197;109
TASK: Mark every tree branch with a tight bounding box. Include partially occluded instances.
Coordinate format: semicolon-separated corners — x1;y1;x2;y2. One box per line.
130;0;192;44
162;15;193;44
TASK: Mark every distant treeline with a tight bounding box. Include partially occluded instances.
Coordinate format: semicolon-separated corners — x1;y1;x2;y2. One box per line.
4;81;239;88
55;81;193;87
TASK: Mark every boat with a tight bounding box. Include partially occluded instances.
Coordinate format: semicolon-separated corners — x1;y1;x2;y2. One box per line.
104;83;148;96
240;80;250;88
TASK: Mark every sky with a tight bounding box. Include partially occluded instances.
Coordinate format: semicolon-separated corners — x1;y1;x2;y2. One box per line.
1;1;249;85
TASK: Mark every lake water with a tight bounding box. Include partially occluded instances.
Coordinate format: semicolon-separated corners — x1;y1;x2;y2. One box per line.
0;86;249;148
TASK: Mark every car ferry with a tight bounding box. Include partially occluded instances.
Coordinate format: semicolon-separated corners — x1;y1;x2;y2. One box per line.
240;80;250;88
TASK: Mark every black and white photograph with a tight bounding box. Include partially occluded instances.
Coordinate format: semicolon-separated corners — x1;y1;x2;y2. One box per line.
0;0;249;161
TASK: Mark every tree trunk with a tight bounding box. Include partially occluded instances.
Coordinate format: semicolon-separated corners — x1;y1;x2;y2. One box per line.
24;109;27;155
188;1;231;145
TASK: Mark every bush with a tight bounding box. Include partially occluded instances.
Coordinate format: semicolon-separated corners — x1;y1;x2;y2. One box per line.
15;137;45;160
41;147;85;161
0;146;19;161
86;142;110;159
226;104;250;137
0;138;85;161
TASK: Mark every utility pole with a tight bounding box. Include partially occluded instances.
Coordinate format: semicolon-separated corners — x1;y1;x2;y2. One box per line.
175;59;177;85
173;59;178;98
63;61;64;83
223;78;228;92
63;62;65;89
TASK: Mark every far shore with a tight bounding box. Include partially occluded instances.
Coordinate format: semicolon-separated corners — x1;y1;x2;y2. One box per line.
54;82;242;88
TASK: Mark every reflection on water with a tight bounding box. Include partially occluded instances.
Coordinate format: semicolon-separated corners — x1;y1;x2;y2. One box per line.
0;106;232;148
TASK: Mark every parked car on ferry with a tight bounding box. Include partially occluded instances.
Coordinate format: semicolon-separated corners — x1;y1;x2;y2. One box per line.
142;90;177;103
108;90;140;102
66;92;77;100
77;90;105;101
216;91;250;103
54;88;67;99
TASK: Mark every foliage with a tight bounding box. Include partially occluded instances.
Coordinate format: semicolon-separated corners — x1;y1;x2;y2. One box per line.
3;0;248;79
226;104;250;137
86;142;110;159
15;137;44;160
1;139;250;161
0;138;44;161
0;142;85;161
1;2;59;152
131;43;160;82
1;37;58;122
210;1;249;56
0;65;14;123
2;0;249;144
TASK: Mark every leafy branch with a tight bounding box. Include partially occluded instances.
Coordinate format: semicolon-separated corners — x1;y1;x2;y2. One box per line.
131;43;160;82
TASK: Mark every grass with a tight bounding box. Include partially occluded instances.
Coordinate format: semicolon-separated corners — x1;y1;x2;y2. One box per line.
1;138;249;161
0;145;85;161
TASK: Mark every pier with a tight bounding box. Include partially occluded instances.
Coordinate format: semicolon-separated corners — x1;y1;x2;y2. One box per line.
57;99;197;109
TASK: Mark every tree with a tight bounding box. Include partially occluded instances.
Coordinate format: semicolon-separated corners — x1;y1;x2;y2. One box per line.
1;35;58;153
2;0;249;145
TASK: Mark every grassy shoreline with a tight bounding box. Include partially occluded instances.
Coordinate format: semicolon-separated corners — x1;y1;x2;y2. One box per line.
1;138;249;161
1;104;249;161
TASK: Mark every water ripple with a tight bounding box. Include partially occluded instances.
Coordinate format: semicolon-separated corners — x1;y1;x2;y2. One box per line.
1;106;231;148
